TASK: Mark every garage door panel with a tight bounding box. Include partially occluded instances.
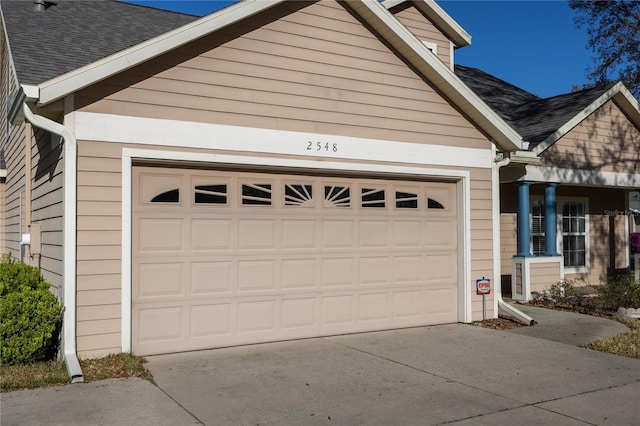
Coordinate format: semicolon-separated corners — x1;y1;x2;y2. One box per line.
138;218;184;252
322;220;355;248
282;259;316;289
190;219;232;251
425;220;457;248
136;263;184;298
392;290;423;319
281;297;318;329
133;167;460;356
189;304;232;338
282;219;316;249
238;219;276;250
425;254;458;282
359;220;390;248
237;300;276;333
322;258;355;287
190;261;232;294
137;306;184;343
359;292;389;321
359;256;390;285
393;256;422;283
393;221;422;248
238;260;276;291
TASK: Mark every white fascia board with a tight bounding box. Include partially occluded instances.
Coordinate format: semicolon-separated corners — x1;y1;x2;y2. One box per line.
36;0;285;106
533;82;640;155
350;0;522;152
523;165;640;188
74;111;494;169
381;0;471;47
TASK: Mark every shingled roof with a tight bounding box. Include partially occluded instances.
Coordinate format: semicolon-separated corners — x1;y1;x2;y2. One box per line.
1;0;199;85
455;65;615;148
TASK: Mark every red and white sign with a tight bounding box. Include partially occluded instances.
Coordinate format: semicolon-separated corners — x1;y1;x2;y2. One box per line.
476;278;491;295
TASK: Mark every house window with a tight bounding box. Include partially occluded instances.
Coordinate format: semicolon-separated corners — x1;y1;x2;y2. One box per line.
422;40;438;55
531;199;545;255
562;201;587;269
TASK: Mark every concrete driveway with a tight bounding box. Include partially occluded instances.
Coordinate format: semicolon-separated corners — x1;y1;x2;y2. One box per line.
144;323;640;425
4;309;640;425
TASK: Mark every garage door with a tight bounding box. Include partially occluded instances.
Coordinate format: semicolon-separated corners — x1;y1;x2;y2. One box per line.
132;166;459;355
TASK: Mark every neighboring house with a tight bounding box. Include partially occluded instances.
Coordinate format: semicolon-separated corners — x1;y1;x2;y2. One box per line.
456;65;640;300
0;0;635;382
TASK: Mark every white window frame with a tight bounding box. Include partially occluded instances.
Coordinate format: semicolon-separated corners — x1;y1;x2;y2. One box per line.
530;196;545;256
422;40;438;56
558;197;589;274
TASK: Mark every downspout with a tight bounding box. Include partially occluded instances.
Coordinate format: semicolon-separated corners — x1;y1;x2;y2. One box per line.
22;102;84;383
492;149;534;326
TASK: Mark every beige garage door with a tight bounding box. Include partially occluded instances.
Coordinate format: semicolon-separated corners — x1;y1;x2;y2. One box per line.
132;166;459;355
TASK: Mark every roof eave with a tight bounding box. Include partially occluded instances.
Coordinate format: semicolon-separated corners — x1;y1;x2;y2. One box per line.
349;0;521;152
36;0;286;106
532;82;640;155
381;0;471;48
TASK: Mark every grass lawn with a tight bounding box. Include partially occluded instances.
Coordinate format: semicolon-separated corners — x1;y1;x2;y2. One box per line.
582;318;640;359
1;353;151;392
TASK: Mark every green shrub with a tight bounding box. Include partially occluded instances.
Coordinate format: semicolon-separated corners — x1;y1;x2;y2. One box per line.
0;253;49;295
0;255;62;365
596;274;640;310
546;279;578;298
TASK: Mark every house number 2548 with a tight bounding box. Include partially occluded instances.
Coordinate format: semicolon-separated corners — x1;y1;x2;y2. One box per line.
307;141;338;153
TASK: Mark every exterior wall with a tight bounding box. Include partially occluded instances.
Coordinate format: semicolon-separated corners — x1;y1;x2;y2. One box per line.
1;26;24;258
69;0;495;357
75;1;486;150
29;124;64;290
501;183;629;287
0;177;5;251
529;261;562;294
2;121;26;257
469;168;494;319
539;100;640;174
387;3;453;68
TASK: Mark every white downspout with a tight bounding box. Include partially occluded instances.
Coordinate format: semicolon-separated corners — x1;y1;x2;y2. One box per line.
22;102;84;383
492;147;534;326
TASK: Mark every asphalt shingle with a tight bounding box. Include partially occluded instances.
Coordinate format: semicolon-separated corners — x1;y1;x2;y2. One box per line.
1;0;199;85
455;65;615;148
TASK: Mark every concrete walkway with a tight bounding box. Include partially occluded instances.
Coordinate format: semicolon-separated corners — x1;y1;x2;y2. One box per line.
506;303;631;346
2;307;639;426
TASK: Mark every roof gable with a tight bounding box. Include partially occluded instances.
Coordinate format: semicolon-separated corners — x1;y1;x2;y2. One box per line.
6;0;523;152
455;65;640;154
382;0;471;48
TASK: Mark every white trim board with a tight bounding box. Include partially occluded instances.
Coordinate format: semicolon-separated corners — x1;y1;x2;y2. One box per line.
74;112;494;169
523;165;640;188
120;148;474;352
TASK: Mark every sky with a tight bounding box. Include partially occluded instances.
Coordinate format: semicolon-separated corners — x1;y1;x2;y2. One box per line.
124;0;593;99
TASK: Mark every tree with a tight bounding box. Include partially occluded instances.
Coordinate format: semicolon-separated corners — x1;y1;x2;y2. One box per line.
569;0;640;98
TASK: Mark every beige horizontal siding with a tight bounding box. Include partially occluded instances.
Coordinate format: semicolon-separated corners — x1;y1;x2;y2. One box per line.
2;122;26;257
389;3;452;67
540;100;640;173
529;262;562;294
76;1;488;150
30;125;64;289
469;168;495;320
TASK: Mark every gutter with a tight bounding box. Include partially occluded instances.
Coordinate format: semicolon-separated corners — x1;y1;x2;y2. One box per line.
22;102;83;383
492;148;535;326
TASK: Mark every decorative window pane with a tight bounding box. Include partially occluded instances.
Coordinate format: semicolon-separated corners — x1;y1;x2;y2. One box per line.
151;189;179;203
242;183;272;206
427;198;445;209
396;191;418;209
531;199;545;255
195;184;227;204
284;184;313;207
562;201;587;268
324;186;350;208
361;188;385;208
